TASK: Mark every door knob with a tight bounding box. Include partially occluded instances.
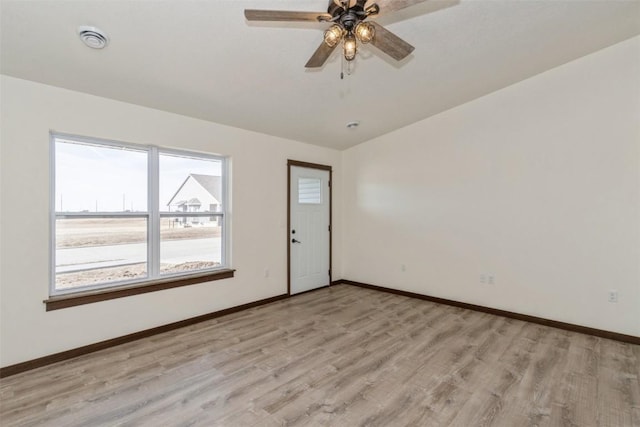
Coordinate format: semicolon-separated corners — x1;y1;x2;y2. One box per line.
292;238;302;244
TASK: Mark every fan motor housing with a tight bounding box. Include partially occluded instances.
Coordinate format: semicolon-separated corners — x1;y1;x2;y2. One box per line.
329;0;367;23
328;1;345;17
340;12;359;30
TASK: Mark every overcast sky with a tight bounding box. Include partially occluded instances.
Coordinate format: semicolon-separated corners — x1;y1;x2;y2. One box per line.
55;139;221;212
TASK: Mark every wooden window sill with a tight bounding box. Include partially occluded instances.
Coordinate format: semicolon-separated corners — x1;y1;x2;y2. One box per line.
44;269;235;311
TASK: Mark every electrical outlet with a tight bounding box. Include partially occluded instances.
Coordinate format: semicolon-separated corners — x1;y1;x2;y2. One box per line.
401;264;406;272
488;275;495;285
608;290;618;303
264;268;269;278
480;274;486;284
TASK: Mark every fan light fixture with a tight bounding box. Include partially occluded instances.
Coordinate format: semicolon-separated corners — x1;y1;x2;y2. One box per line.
324;25;344;48
354;22;374;44
323;13;375;63
343;33;357;61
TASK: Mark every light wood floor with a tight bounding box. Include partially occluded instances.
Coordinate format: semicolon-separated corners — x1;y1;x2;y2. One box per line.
1;285;639;426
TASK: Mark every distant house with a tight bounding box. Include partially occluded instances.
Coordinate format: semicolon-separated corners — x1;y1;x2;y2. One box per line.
167;174;222;225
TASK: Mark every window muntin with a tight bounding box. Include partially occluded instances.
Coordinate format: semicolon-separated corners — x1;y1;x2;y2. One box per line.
52;134;228;296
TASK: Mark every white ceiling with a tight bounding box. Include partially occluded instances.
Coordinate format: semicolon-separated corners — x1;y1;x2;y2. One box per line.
1;0;639;150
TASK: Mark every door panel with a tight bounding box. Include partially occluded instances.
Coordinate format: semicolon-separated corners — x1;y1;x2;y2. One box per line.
290;166;330;294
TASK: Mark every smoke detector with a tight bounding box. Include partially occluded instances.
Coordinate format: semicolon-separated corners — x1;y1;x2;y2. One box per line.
77;26;109;49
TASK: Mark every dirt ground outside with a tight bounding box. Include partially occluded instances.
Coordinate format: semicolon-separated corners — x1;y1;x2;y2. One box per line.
56;261;220;289
56;218;221;248
55;218;221;289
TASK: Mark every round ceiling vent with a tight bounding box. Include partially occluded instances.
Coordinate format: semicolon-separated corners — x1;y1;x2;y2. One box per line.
77;26;109;49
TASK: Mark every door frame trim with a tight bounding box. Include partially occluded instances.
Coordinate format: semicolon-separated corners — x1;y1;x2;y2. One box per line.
287;160;332;296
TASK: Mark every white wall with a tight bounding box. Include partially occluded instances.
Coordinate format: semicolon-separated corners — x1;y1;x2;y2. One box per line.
0;76;342;367
342;36;640;336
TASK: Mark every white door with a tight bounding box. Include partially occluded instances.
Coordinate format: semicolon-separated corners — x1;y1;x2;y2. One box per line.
290;165;330;294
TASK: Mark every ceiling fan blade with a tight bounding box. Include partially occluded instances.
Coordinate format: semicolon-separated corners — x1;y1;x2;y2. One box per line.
305;41;338;68
369;22;414;61
371;0;429;14
244;10;331;22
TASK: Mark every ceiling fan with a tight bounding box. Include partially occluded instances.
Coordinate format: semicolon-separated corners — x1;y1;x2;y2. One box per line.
244;0;431;68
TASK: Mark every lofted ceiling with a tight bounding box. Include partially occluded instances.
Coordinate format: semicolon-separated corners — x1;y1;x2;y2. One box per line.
1;0;639;150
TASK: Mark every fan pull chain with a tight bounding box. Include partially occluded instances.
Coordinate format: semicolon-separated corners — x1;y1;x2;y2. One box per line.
340;54;353;80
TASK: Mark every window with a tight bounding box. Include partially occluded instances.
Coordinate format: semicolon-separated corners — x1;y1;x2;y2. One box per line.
51;133;228;297
298;178;322;204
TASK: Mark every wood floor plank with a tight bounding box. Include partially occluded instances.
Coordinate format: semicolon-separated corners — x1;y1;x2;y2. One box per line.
1;285;638;426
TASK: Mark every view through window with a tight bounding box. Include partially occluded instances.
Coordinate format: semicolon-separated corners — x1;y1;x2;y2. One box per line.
52;134;227;294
